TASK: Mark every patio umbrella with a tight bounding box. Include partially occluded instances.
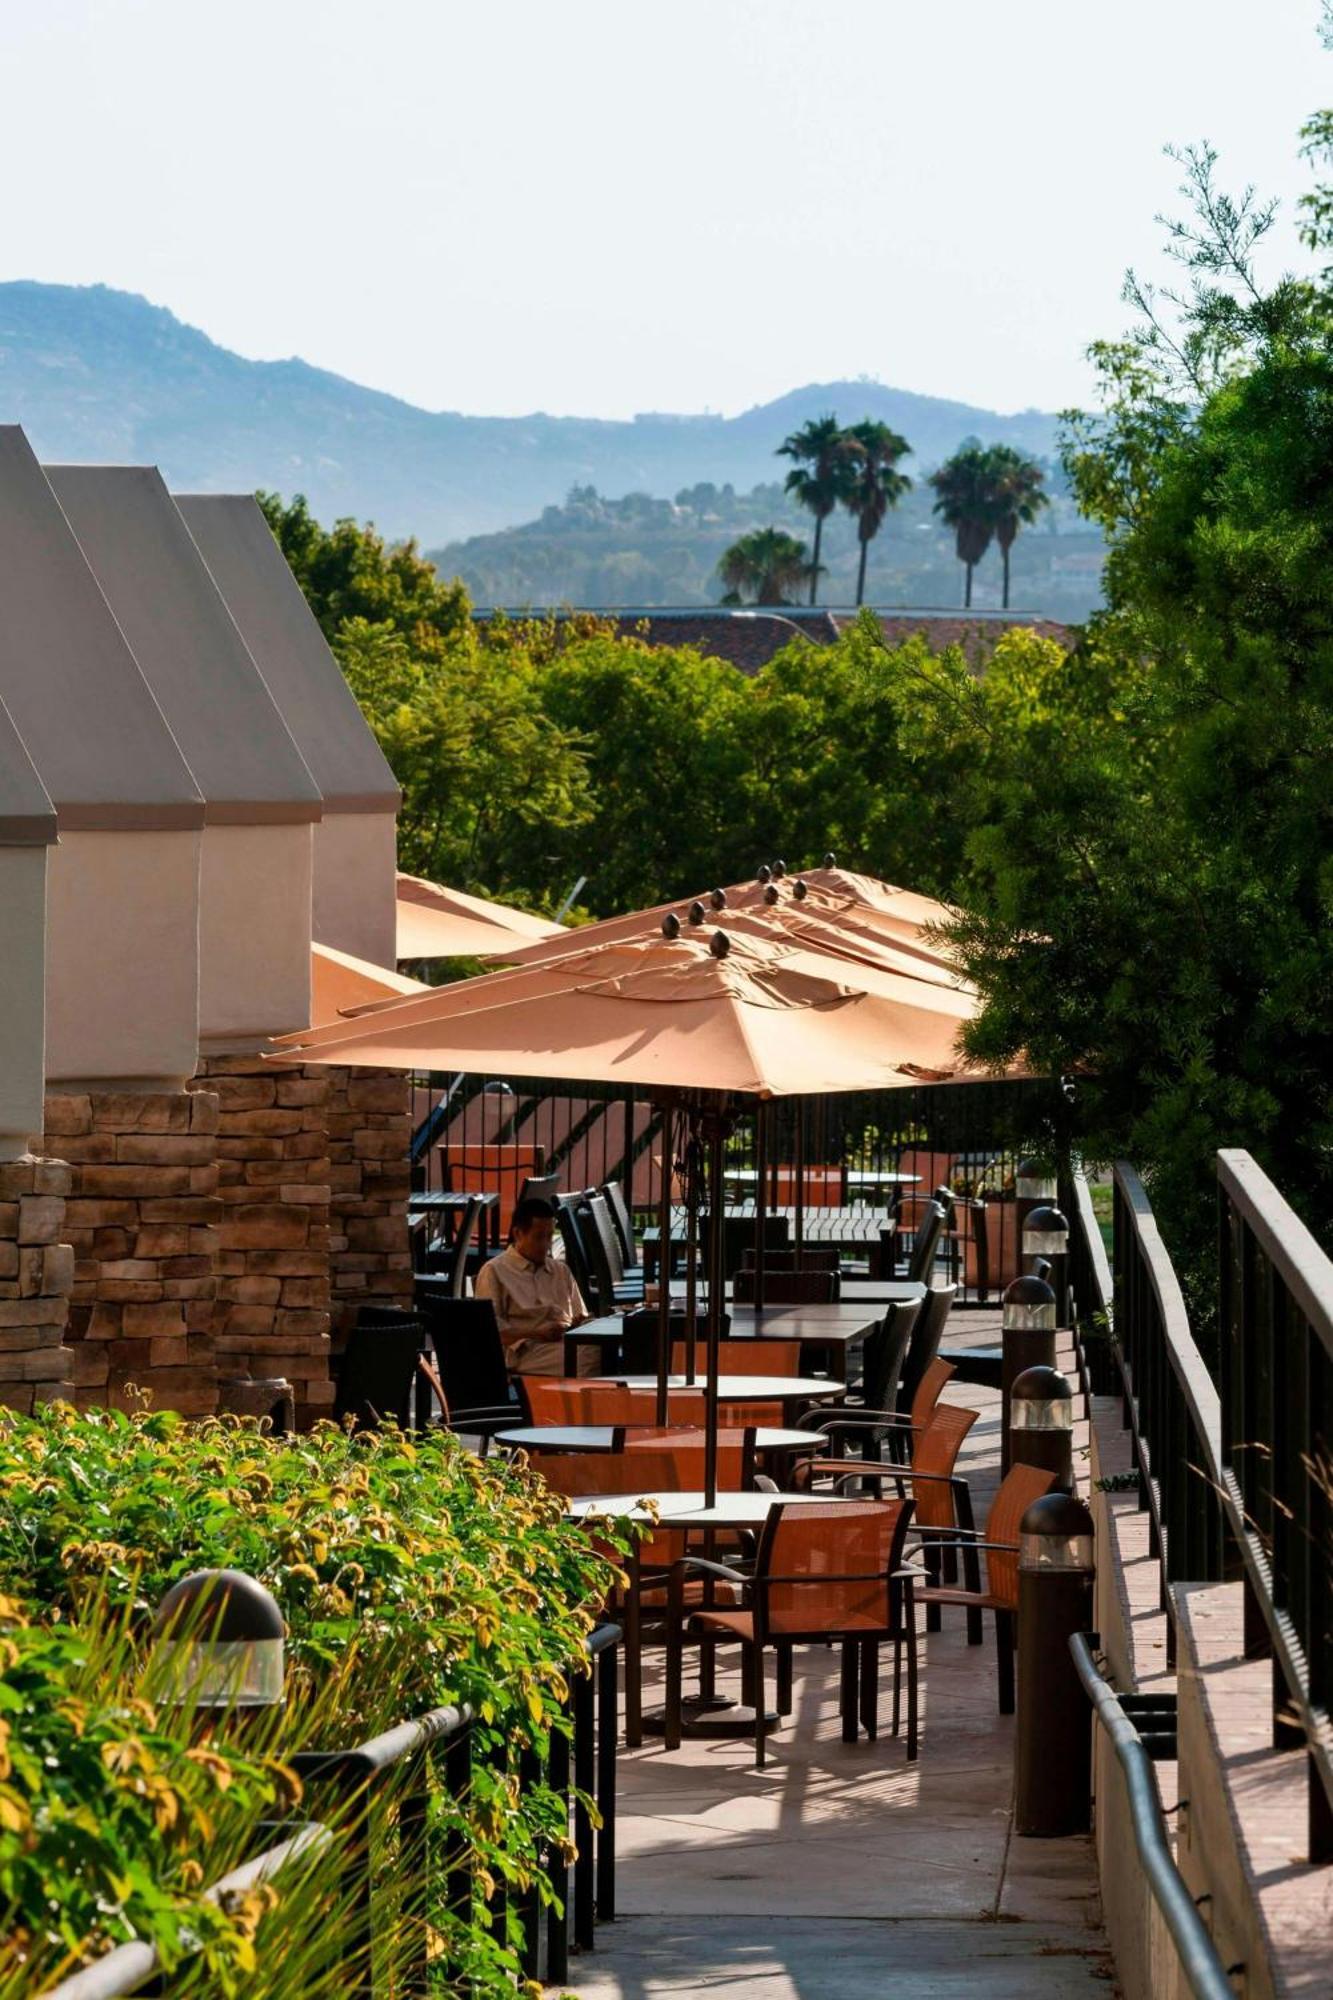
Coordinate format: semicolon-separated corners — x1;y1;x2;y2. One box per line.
275;923;1007;1500
396;870;565;958
310;942;427;1025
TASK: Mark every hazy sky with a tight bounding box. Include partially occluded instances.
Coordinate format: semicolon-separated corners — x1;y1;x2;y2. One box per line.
3;0;1325;419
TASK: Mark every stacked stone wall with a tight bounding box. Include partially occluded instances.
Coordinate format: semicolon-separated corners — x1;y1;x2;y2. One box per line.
326;1066;413;1343
191;1057;333;1424
45;1091;219;1416
0;1154;75;1412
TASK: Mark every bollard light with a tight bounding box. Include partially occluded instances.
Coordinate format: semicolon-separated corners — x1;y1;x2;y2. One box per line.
1010;1364;1075;1492
1022;1203;1069;1259
1015;1157;1057;1201
709;888;727;910
1015;1492;1095;1837
772;858;787;878
150;1568;285;1709
687;900;706;925
661;912;681;939
792;879;808;900
1002;1273;1057;1332
822;851;836;868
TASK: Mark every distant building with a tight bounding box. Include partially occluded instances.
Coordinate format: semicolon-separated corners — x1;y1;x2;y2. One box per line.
476;604;1075;673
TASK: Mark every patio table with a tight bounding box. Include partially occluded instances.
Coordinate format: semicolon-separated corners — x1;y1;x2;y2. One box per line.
563;1303;890;1381
495;1423;820;1460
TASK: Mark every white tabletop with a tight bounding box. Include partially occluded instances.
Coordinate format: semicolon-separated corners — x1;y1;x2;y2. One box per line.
612;1373;845;1401
497;1424;819;1453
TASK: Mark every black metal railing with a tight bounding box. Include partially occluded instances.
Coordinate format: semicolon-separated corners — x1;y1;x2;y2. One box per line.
1070;1634;1235;2000
1078;1152;1333;1863
38;1623;621;1999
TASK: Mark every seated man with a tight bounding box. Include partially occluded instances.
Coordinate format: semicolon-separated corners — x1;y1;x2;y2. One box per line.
474;1195;589;1376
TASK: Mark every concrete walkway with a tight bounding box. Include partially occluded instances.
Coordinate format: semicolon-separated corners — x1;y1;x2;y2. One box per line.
560;1316;1117;1998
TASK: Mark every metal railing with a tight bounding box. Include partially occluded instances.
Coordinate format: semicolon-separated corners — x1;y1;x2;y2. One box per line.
1070;1633;1235;2000
39;1622;621;1999
1074;1153;1333;1863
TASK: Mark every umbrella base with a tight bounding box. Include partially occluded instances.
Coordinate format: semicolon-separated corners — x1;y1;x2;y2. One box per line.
641;1703;780;1739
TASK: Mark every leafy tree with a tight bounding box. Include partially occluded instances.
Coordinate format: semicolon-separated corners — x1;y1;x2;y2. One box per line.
716;526;816;605
929;446;996;607
986;446;1050;606
841;421;913;605
777;415;858;604
258;491;468;652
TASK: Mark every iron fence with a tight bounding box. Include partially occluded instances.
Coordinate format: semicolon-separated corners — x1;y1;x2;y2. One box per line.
1070;1151;1333;1863
38;1623;621;1999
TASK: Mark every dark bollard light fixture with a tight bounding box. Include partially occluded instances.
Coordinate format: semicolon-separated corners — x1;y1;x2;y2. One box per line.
150;1568;285;1710
1000;1272;1058;1473
1015;1492;1095;1837
792;879;808;900
1022;1201;1071;1324
1009;1364;1075;1492
1015;1156;1057;1201
687;900;707;926
822;851;836;868
763;883;780;905
771;858;787;878
709;888;727;910
756;864;772;883
662;913;681;939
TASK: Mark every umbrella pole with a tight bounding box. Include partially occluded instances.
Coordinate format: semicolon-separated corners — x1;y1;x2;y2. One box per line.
794;1095;806;1271
655;1093;674;1427
684;1108;700;1385
753;1098;767;1317
704;1106;727;1510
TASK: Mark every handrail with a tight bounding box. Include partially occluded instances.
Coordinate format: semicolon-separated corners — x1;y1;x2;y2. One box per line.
1114;1163;1223;1471
1070;1635;1234;2000
1069;1168;1113;1315
38;1824;332;2000
1216;1150;1333;1360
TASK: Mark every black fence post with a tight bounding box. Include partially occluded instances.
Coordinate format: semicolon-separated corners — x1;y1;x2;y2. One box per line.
596;1632;619;1922
546;1718;571;1988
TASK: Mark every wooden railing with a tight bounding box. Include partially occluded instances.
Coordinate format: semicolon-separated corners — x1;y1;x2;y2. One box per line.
1071;1152;1333;1862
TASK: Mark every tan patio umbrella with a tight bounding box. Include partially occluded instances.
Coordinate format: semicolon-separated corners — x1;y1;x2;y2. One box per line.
310;942;427;1025
396;870;565;958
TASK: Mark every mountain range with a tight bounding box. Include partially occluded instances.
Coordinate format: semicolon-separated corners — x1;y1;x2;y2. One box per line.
0;282;1065;545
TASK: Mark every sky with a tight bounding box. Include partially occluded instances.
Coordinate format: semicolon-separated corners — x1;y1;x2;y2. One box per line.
2;0;1326;420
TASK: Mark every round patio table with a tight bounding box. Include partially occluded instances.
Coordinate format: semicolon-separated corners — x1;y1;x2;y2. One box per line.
609;1373;844;1403
495;1424;820;1459
563;1487;844;1527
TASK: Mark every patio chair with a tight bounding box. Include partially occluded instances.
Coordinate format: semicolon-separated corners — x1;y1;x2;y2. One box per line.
581;1383;709;1425
413;1193;486;1308
897;1282;958;1417
517;1171;562;1209
907;1462;1057;1712
600;1179;639;1270
621;1307;722;1373
554;1196;598;1307
905;1200;949;1285
664;1498;918;1767
731;1268;840;1305
740;1246;840;1273
518;1376;587;1425
797;1401;980;1594
333;1313;431;1432
416;1295;519;1439
580;1191;644;1305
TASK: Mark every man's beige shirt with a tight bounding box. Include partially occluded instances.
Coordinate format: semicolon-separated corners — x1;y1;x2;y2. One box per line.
475;1246;587;1347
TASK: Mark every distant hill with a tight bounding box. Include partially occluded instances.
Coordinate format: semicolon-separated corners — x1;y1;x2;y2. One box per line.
0;281;1068;545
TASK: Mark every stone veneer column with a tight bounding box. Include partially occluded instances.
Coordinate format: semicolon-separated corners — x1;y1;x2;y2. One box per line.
0;1154;75;1413
45;1091;220;1416
191;1057;334;1425
325;1066;413;1343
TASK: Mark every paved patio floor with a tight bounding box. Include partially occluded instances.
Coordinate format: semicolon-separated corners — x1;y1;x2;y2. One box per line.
558;1314;1118;1997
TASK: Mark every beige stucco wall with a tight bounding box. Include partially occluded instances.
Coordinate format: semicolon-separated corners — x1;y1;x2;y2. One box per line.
0;846;48;1152
312;810;398;969
45;828;201;1089
198;821;313;1048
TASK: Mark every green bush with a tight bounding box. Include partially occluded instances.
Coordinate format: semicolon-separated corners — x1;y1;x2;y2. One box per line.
0;1404;624;1996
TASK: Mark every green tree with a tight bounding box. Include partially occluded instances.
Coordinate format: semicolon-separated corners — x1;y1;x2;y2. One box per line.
716;526;816;605
777;415;857;604
985;446;1050;606
928;445;996;607
258;491;469;653
841;421;913;606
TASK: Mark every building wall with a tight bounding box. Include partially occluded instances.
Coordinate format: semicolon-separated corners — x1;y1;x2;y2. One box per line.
0;847;48;1152
198;821;313;1046
45;829;201;1089
312;810;398;970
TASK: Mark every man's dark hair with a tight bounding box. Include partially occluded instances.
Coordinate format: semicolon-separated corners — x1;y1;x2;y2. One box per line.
511;1196;557;1235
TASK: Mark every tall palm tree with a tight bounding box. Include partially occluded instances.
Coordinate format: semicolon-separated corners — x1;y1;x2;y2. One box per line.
717;527;816;606
986;446;1050;608
929;446;997;609
777;415;858;605
841;421;912;606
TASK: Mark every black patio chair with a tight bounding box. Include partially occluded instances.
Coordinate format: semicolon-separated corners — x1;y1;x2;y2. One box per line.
897;1282;958;1418
518;1171;562;1208
416;1296;520;1440
619;1306;728;1373
334;1309;432;1432
731;1268;841;1305
600;1178;639;1270
582;1190;644;1305
554;1196;599;1308
906;1200;950;1285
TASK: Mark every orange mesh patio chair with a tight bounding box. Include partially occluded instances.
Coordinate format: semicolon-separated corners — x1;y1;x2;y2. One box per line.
908;1461;1057;1712
664;1498;918;1768
581;1383;709;1425
671;1337;802;1376
518;1376;587;1425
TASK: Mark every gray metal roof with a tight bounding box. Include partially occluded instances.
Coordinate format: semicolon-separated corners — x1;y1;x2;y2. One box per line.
48;466;322;826
0;428;203;829
176;494;399;813
0;691;56;845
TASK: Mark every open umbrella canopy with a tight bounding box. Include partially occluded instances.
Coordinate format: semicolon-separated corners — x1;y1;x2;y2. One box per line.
274;926;993;1097
310;942;427;1025
396;871;565;958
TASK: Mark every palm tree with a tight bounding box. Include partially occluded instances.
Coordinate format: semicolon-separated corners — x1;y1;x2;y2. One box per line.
929;446;997;609
777;415;859;605
986;446;1050;608
841;421;912;606
717;527;816;606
